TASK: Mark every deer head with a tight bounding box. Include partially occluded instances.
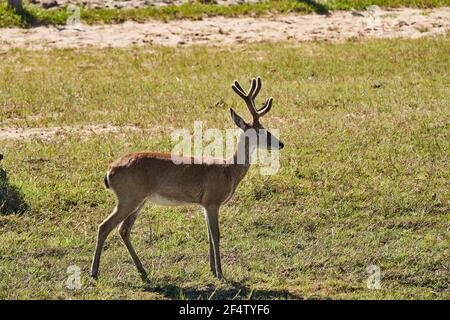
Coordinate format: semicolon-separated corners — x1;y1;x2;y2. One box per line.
230;77;284;151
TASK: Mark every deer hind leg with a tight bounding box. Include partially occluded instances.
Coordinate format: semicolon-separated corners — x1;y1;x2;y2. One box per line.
118;201;147;279
91;198;142;279
204;206;223;280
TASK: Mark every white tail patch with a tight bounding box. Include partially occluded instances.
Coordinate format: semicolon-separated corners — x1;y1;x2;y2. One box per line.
147;193;188;206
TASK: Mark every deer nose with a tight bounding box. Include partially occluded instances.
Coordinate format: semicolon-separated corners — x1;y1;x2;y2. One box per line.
279;142;284;149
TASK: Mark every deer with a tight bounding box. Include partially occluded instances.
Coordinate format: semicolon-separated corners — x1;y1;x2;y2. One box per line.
91;77;284;281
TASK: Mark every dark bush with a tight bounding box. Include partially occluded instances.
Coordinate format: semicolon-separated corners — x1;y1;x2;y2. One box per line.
0;157;28;214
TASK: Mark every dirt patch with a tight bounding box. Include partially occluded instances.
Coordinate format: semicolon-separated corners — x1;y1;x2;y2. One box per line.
0;125;141;140
0;8;448;50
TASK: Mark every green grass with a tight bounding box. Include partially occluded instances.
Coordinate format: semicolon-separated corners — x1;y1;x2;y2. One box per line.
0;37;449;299
1;0;449;27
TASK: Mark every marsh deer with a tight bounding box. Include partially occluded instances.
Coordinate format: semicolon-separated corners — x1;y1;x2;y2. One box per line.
91;77;284;280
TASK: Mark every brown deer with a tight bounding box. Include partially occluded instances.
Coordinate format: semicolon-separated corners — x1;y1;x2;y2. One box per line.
91;77;284;280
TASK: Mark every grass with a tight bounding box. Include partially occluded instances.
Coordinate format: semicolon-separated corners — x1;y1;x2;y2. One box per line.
0;167;28;214
1;0;449;27
0;37;449;299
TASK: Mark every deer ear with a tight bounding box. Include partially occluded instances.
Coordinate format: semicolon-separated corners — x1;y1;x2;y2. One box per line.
230;108;249;130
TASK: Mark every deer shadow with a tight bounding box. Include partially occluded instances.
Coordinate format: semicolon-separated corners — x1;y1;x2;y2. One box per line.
8;6;38;26
142;279;302;300
299;0;331;15
0;167;28;215
6;5;61;28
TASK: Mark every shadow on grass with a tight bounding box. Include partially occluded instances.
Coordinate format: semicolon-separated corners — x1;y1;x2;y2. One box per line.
144;279;302;300
0;167;28;215
298;0;330;15
4;5;67;28
16;8;52;27
17;8;38;26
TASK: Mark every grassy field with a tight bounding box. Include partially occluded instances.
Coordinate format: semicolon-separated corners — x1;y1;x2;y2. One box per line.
0;37;449;299
1;0;450;27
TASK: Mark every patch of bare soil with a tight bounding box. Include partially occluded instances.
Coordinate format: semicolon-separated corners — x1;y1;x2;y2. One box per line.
0;125;141;140
31;0;261;10
0;8;448;50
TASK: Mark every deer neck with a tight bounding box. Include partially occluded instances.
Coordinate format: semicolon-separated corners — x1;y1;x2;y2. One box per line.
227;131;256;183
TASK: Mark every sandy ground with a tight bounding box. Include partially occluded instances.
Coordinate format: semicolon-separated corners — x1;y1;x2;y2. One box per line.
0;8;448;50
31;0;262;9
0;125;141;140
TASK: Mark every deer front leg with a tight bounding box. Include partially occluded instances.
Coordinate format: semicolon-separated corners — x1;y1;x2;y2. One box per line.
204;206;223;280
207;227;216;274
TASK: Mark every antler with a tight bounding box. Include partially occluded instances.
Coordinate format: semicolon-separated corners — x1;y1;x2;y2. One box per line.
232;77;273;124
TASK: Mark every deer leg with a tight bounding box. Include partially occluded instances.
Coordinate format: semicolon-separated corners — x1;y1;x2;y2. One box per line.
91;198;141;279
118;202;147;279
205;222;216;274
204;206;223;280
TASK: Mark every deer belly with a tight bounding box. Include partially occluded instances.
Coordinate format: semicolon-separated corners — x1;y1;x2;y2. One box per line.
147;193;188;206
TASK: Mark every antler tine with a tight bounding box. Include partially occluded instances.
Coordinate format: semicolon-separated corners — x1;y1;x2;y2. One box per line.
257;97;273;116
231;83;247;101
248;78;257;98
232;80;246;97
246;79;260;119
252;77;262;100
